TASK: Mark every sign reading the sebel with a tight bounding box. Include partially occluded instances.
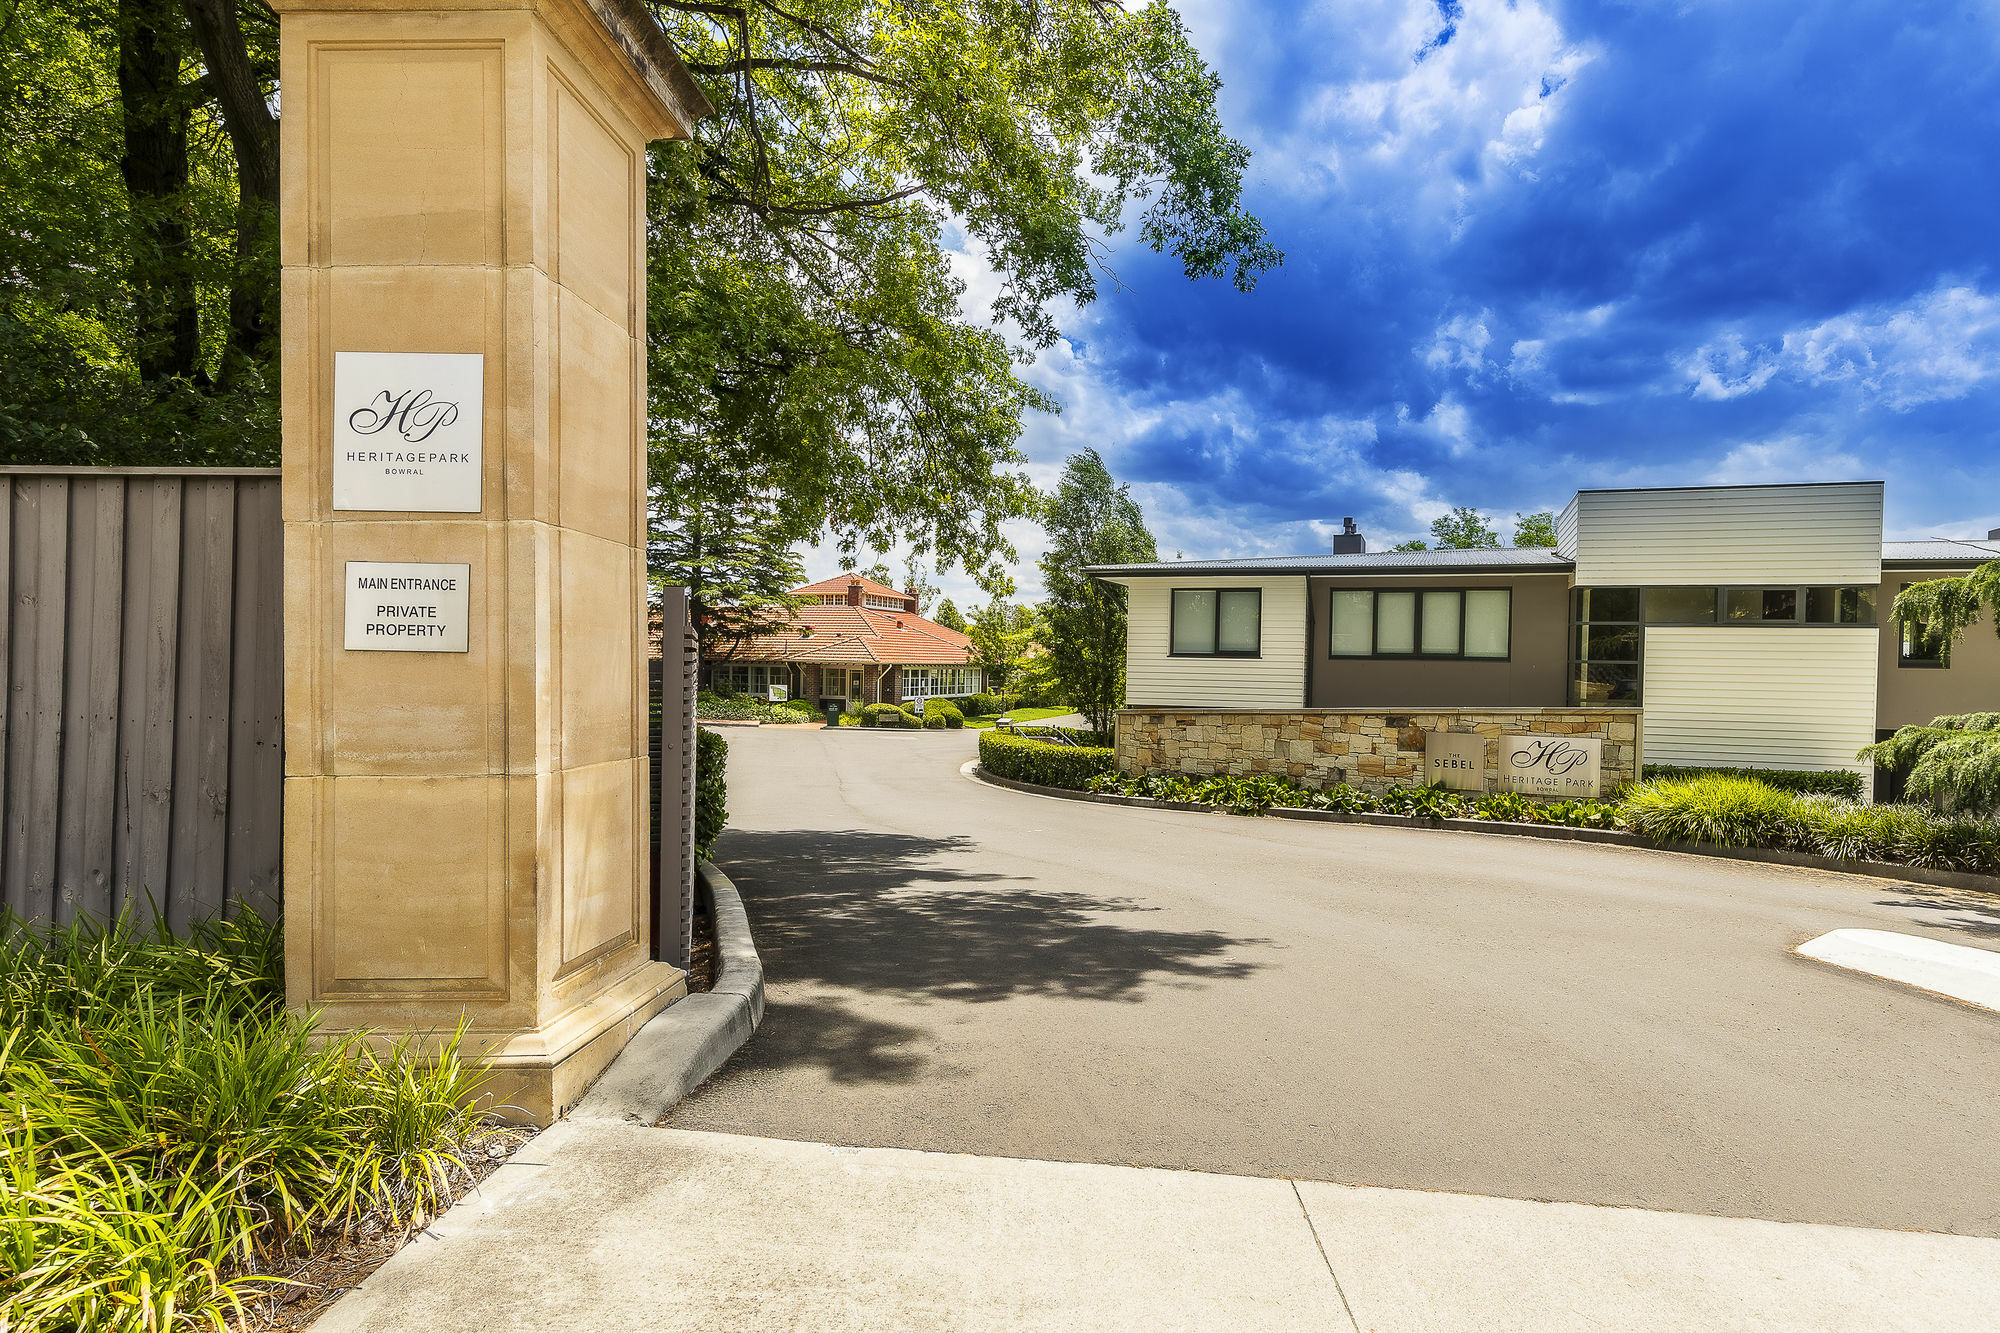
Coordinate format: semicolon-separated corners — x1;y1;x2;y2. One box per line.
1423;731;1486;792
343;562;471;653
331;352;483;512
1500;735;1603;798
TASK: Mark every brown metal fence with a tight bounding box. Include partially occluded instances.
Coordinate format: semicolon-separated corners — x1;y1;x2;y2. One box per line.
0;467;283;931
651;587;697;969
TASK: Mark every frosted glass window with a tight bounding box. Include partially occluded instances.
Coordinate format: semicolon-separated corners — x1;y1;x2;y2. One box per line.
1420;590;1461;655
1218;589;1261;654
1171;589;1216;654
1376;591;1417;654
1464;589;1510;658
1329;590;1374;656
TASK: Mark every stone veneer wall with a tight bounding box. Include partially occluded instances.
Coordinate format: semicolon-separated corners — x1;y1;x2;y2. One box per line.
1115;708;1642;798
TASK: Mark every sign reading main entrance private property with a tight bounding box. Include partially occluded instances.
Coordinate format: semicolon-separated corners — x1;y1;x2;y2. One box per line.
331;352;483;512
343;562;471;653
1500;735;1603;798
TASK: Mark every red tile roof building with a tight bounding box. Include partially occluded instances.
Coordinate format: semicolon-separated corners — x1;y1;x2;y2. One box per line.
707;575;985;708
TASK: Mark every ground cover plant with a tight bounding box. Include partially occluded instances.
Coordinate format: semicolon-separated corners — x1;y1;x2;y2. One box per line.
1641;764;1864;800
1054;765;2000;875
0;912;505;1332
695;691;816;724
696;726;729;860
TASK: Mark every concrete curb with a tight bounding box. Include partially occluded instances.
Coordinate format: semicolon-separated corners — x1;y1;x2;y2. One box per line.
570;861;765;1124
965;762;2000;897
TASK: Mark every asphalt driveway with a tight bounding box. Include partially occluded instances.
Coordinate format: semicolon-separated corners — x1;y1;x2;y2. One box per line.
667;726;2000;1238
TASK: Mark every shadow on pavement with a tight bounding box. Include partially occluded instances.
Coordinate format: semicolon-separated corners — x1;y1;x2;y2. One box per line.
716;828;1270;1006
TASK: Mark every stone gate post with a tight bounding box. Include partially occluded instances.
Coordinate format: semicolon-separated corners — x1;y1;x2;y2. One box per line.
274;0;710;1122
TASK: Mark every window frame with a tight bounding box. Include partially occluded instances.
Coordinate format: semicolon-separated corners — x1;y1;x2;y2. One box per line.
1895;582;1945;669
1326;585;1512;661
1169;587;1264;659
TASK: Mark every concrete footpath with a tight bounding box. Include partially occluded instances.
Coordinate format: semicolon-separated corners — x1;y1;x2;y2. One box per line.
314;1122;2000;1333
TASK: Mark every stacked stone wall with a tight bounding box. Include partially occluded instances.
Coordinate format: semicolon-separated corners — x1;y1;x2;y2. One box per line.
1115;708;1641;798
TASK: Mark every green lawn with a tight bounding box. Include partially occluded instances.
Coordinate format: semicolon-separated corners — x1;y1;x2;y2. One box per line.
964;706;1075;729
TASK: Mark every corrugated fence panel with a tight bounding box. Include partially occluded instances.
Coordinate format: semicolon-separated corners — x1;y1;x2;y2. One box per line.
0;468;282;932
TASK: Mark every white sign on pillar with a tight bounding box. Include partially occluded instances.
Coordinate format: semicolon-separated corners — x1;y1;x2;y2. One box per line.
1499;735;1604;798
331;352;484;512
343;562;471;652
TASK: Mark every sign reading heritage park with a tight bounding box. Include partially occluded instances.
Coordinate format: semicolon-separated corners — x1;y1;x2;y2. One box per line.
343;562;471;653
1500;735;1603;798
331;352;484;512
1423;731;1486;792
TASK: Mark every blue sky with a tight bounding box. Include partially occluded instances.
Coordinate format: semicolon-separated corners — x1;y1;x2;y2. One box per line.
807;0;2000;607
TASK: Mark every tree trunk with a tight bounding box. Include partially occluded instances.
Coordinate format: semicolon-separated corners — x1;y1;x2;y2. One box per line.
118;0;202;383
182;0;281;384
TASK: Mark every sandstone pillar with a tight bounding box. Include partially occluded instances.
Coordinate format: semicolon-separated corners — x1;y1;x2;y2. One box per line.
274;0;710;1122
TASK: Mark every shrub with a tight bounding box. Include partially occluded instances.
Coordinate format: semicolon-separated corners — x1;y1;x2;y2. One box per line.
778;697;820;715
696;727;728;859
924;698;965;729
1862;713;2000;815
978;731;1115;789
1471;791;1540;823
860;702;921;728
0;912;500;1332
1641;764;1863;800
1620;776;1802;848
963;692;1006;718
1377;785;1469;819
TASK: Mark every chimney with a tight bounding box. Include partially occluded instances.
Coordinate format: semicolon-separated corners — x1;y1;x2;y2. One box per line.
846;578;863;607
903;589;919;613
1332;516;1367;555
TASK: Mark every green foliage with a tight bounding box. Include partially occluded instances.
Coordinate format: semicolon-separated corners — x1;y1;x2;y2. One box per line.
1642;764;1864;800
978;731;1115;789
1079;772;1626;828
0;911;499;1331
962;692;1011;718
1861;713;2000;814
1621;776;1802;847
923;698;965;729
696;727;729;860
696;692;816;723
652;466;805;660
1427;506;1500;550
646;0;1276;589
1511;510;1558;548
1888;561;2000;667
1375;785;1470;819
859;702;921;728
1039;450;1156;734
969;598;1043;693
933;598;966;633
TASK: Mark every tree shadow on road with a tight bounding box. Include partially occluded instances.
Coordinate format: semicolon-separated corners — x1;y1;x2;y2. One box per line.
1869;886;2000;939
714;827;1270;1005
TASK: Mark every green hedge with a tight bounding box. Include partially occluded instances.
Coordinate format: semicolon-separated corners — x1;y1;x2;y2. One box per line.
978;730;1115;789
1641;764;1863;799
924;698;965;729
696;727;728;860
860;702;921;728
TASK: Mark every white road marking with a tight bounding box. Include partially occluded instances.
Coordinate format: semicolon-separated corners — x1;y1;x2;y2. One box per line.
1797;928;2000;1012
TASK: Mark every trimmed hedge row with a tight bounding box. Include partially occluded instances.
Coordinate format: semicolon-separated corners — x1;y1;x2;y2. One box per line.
978;730;1115;789
696;727;728;860
860;702;922;728
991;750;2000;876
1641;764;1863;799
924;698;966;729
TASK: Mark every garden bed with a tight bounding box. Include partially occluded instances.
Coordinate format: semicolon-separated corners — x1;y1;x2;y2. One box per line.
967;764;2000;897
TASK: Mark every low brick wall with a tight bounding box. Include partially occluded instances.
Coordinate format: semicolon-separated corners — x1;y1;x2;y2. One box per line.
1115;708;1642;798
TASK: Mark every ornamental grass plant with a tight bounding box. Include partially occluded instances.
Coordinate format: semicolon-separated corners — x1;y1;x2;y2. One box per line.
0;911;503;1333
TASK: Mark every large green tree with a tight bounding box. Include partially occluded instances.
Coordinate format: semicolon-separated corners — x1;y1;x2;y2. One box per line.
1860;562;2000;812
1039;448;1155;733
645;0;1276;587
649;456;806;661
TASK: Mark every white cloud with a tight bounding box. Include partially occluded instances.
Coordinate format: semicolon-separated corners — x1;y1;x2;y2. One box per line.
1708;436;1869;485
1680;283;2000;409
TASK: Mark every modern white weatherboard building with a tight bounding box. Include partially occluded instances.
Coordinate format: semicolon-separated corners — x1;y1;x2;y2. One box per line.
1094;481;1999;796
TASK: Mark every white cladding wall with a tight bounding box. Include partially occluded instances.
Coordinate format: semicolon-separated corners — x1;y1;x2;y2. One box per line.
1570;483;1883;585
1122;576;1307;708
1642;628;1878;787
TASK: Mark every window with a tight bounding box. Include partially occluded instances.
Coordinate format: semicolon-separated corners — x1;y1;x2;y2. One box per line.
1570;587;1642;705
1644;587;1717;623
1171;588;1262;657
1807;586;1876;625
1897;583;1943;667
1726;587;1798;622
1327;587;1511;659
711;662;784;696
900;665;984;696
864;594;906;610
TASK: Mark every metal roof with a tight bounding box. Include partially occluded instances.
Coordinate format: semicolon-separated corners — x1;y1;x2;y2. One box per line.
1882;539;2000;567
1094;540;2000;578
1088;548;1575;577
